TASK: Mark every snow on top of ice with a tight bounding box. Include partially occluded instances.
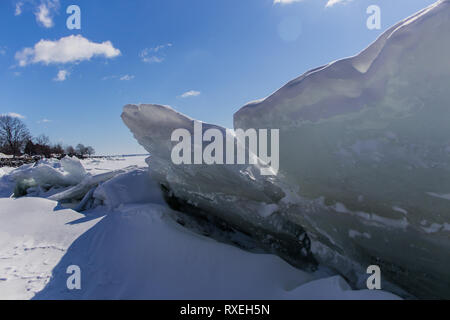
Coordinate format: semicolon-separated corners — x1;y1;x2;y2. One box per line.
234;0;450;128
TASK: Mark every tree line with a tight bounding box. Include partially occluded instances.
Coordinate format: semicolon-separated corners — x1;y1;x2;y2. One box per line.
0;115;95;158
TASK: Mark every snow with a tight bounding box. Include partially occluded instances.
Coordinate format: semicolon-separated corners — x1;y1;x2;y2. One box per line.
92;168;166;210
0;198;101;300
287;276;398;300
0;156;400;299
0;197;398;300
80;156;148;175
0;155;149;206
0;153;13;159
48;167;135;204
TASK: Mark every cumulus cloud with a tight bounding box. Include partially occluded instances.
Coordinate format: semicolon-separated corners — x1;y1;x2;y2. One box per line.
140;43;172;64
15;35;121;67
181;90;201;98
35;0;59;28
120;75;135;81
3;112;25;119
54;69;69;81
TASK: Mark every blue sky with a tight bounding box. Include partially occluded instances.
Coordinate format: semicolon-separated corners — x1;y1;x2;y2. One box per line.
0;0;437;155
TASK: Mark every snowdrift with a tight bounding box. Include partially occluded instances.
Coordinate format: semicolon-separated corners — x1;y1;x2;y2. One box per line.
0;198;101;299
7;199;394;300
122;0;450;299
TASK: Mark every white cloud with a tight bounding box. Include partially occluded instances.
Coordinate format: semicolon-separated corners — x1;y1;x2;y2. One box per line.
273;0;303;4
36;4;53;27
35;0;59;28
38;118;52;123
326;0;352;7
140;43;172;64
15;35;121;66
15;2;23;16
151;44;172;53
120;75;135;81
3;112;25;119
142;56;164;64
0;47;6;55
54;69;69;81
102;75;135;81
102;75;117;80
273;0;353;7
181;90;201;98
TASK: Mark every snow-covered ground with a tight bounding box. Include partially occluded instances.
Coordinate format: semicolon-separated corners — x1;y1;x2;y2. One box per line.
0;156;400;300
0;198;101;300
81;156;148;175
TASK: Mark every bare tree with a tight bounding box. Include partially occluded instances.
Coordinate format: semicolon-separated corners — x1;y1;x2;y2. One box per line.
76;143;86;156
51;143;64;155
86;146;95;156
0;115;31;156
65;145;76;156
35;134;50;146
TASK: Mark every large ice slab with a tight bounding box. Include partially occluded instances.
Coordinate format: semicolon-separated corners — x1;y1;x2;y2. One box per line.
234;0;450;299
10;157;86;197
122;104;317;271
122;1;450;298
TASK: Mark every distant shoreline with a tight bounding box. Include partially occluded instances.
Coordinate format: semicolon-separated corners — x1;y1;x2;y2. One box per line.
0;154;150;168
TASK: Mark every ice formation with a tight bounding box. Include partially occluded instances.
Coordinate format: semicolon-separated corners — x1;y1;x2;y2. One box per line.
10;157;87;197
234;0;450;299
0;157;400;299
123;0;450;299
92;168;166;210
5;156;148;212
122;104;317;271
